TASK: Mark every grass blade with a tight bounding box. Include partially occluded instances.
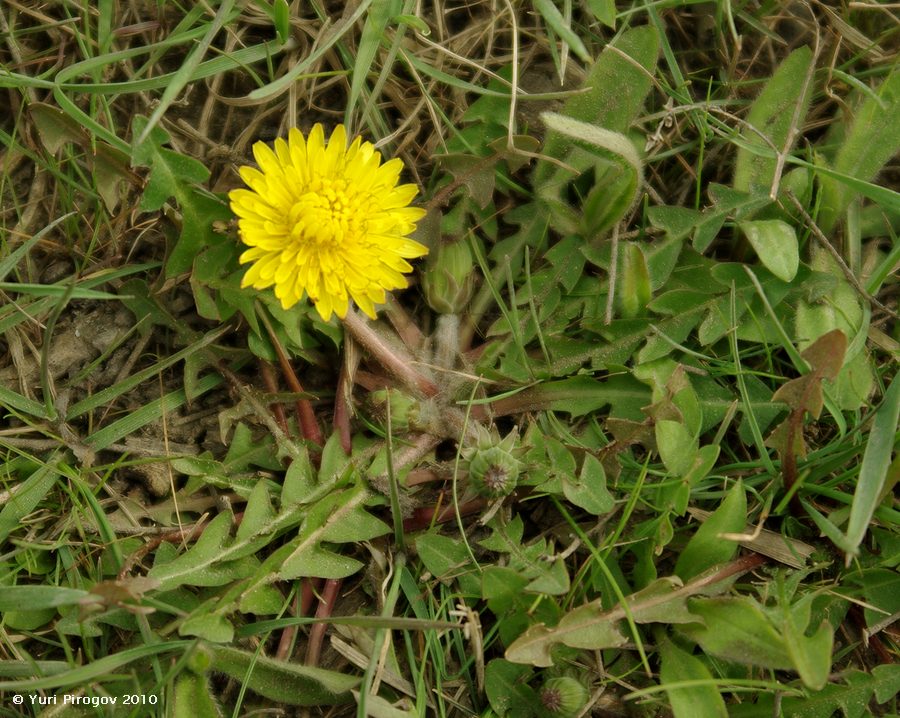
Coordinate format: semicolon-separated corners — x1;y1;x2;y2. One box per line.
0;451;62;544
818;69;900;232
0;642;192;692
0;213;75;281
843;373;900;564
533;0;590;62
345;0;396;129
247;1;373;102
135;0;237;146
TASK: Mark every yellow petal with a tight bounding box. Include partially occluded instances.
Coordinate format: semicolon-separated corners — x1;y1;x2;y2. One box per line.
232;125;428;318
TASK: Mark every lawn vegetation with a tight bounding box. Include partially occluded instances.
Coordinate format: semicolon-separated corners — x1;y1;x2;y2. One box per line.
0;1;898;717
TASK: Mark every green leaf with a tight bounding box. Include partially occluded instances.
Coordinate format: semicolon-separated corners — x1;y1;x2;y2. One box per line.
484;659;537;717
647;206;704;241
655;420;698;478
850;567;900;629
791;664;900;718
168;189;233;276
539;112;644;237
586;0;615;28
532;0;590;62
0;585;89;612
319;432;361;485
279;544;363;580
210;645;357;706
272;0;290;44
147;487;308;592
180;612;234;643
682;444;720;491
674;480;745;580
346;0;397;126
239;584;286;615
303;489;388;545
659;638;728;718
732;46;814;196
842;372;900;563
618;242;652;318
782;604;833;691
146;512;259;592
739;219;799;282
1;608;57;631
171;672;224;718
707;184;772;218
830;351;875;412
505;574;720;667
482;567;530;615
730;666;900;718
0;454;62;544
478;517;569;596
505;604;627;667
524;557;570;595
129;116;230;277
236;481;276;543
278;487;387;580
415;534;472;583
683;596;793;670
818;68;900;233
490;375;651;420
563;454;614;515
649;289;711;315
131;116;209;210
532;26;657;237
536;26;658;175
281;449;316;507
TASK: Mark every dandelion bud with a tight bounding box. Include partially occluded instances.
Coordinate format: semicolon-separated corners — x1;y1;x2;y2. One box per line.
367;389;417;432
423;239;475;314
468;445;521;498
539;676;590;718
186;645;214;675
463;425;525;498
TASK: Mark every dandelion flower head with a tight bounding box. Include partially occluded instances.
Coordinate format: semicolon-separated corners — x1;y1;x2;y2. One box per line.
229;124;428;321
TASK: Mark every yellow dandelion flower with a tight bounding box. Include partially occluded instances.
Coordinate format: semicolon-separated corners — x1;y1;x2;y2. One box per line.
229;124;428;321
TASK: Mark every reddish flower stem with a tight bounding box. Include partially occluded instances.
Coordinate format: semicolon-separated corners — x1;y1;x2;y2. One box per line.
299;576;323;616
259;360;289;435
258;308;323;447
404;468;443;486
275;577;323;661
334;360;353;456
402;498;487;532
384;294;426;351
341;309;438;398
275;589;301;661
305;578;342;667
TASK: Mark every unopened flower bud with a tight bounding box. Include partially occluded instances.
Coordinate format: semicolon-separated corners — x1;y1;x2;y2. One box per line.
468;446;521;498
186;645;214;675
539;676;589;718
463;425;526;498
423;239;475;314
367;389;416;432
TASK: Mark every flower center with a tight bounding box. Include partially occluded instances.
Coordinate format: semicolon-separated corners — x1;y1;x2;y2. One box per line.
288;180;361;246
